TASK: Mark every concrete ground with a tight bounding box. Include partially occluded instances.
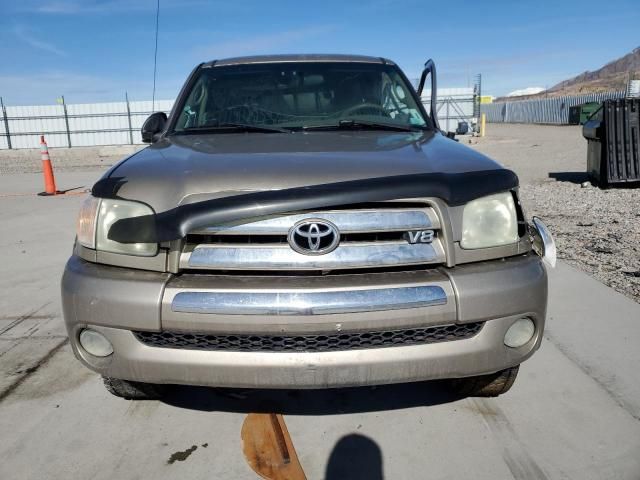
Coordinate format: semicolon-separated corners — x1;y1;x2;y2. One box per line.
0;144;143;174
1;129;640;479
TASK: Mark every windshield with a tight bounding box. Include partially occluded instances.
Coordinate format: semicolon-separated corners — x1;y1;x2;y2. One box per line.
172;62;428;132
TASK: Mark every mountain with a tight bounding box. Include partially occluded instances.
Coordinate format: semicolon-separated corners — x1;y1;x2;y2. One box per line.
496;47;640;101
547;47;640;95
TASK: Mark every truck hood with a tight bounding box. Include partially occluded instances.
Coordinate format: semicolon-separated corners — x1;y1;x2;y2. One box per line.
98;130;505;212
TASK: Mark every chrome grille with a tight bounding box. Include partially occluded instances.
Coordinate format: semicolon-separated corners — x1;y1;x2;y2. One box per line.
189;208;439;234
133;322;483;353
181;206;446;271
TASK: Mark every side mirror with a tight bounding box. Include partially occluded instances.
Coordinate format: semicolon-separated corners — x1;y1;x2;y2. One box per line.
141;112;167;143
416;59;440;131
446;131;458;141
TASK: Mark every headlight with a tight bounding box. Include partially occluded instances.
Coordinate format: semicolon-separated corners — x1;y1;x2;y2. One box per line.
461;192;519;249
76;196;100;249
76;196;158;256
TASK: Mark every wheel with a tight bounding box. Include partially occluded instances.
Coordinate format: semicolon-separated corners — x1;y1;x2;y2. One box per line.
448;366;519;397
102;376;166;400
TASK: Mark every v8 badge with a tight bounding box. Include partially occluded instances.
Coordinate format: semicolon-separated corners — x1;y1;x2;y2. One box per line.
404;230;434;244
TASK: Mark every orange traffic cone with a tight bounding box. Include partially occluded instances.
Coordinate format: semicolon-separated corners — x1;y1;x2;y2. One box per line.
38;135;58;196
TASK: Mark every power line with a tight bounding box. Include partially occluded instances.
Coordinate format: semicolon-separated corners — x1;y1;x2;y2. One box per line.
152;0;160;111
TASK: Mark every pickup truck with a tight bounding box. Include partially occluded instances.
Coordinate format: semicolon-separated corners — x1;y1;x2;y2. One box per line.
61;54;555;400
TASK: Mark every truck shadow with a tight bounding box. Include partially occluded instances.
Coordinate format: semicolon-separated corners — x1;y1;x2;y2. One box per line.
161;380;462;415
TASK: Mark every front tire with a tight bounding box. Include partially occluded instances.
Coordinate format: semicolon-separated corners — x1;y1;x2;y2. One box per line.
448;365;519;397
102;376;166;400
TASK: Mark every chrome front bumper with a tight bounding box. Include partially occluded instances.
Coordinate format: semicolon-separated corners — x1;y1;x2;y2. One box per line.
61;254;547;388
170;286;448;316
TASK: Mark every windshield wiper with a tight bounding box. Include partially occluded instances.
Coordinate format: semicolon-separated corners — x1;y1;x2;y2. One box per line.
181;123;290;134
302;119;422;132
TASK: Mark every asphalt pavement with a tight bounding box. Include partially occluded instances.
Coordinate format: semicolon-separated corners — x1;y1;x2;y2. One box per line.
1;167;639;480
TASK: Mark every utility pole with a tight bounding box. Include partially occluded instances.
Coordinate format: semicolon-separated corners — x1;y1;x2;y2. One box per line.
0;97;11;150
125;92;134;144
61;95;72;148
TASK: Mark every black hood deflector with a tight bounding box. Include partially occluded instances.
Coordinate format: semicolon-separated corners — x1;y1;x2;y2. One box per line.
97;169;518;244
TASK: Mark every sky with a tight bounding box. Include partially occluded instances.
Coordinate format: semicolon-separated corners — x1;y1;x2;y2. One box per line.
0;0;639;105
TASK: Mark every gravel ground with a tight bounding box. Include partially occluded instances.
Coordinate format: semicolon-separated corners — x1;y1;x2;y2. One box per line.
472;124;639;303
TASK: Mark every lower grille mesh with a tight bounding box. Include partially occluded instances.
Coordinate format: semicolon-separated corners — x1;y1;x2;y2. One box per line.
133;322;483;353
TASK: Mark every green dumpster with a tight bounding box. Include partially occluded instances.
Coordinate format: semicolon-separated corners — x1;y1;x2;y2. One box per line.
570;102;602;125
579;102;601;124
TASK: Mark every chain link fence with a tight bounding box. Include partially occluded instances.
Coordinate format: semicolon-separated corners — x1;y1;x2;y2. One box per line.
0;97;173;149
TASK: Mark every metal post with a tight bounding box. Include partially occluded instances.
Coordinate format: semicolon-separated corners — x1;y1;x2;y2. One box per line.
0;97;11;150
446;99;450;133
125;92;134;145
61;95;72;148
473;74;482;133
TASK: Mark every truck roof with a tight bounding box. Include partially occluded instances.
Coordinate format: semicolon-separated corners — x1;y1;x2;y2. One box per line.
205;54;395;67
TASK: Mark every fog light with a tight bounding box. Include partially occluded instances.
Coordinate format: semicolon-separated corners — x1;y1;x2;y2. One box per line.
79;329;113;357
504;318;535;348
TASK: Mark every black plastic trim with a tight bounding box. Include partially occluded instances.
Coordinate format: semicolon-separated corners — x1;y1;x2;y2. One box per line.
95;169;519;243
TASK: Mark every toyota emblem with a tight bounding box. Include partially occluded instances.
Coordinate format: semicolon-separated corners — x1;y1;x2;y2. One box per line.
288;219;340;255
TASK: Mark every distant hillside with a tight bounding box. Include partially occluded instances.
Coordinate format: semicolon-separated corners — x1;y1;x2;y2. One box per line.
548;47;640;94
496;47;640;101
